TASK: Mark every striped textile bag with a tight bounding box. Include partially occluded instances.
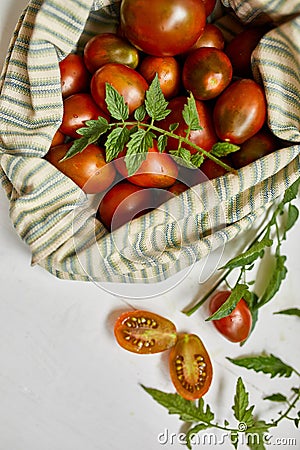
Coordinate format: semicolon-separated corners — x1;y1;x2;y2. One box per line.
0;0;299;283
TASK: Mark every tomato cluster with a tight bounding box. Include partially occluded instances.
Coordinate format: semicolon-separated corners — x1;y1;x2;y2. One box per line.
44;0;282;231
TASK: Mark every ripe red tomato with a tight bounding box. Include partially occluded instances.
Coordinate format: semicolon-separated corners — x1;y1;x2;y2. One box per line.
59;53;90;98
114;310;177;354
201;0;216;17
213;78;267;144
120;0;206;56
230;128;280;169
169;333;213;401
83;32;139;74
45;143;116;194
168;181;189;196
115;143;179;188
138;55;181;100
186;23;225;52
159;96;218;154
209;291;252;343
90;63;148;116
200;157;230;179
182;47;232;100
59;93;109;139
98;181;153;230
225;27;267;78
50;129;65;147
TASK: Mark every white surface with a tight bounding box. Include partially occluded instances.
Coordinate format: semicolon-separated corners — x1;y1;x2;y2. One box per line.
1;2;300;449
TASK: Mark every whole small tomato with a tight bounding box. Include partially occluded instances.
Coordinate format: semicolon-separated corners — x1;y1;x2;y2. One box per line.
115;142;179;189
138;55;181;100
120;0;206;56
114;310;177;354
200;156;231;179
50;129;65;147
225;27;267;78
45;143;116;194
230;128;280;169
209;290;252;343
91;63;148;116
213;78;267;144
59;53;90;98
83;32;139;74
159;96;218;154
98;180;153;230
169;333;213;401
182;47;232;100
186;23;225;52
201;0;216;16
59;93;109;139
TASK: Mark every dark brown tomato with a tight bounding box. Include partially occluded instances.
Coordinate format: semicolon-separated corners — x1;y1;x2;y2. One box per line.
230;128;280;168
120;0;206;56
188;24;225;51
59;53;90;98
182;47;232;101
98;181;153;231
59;93;109;139
169;333;213;401
50;129;65;147
90;63;148;116
159;96;218;154
213;78;267;144
201;0;216;16
83;32;139;74
115;142;179;189
200;156;231;179
168;181;189;196
114;310;177;354
138;56;181;99
45;143;116;194
225;27;267;78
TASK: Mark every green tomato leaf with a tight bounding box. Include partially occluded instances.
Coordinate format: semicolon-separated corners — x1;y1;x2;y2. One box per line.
283;204;299;237
182;93;202;131
263;393;287;402
105;83;129;121
169;122;179;132
125;129;154;176
190;153;204;168
258;254;287;308
105;126;130;162
157;134;168;152
169;148;194;169
206;284;249;321
282;177;300;205
134;104;146;122
227;354;294;378
211;142;240;157
220;233;273;270
144;74;170;121
185;423;212;449
274;308;300;317
232;377;254;427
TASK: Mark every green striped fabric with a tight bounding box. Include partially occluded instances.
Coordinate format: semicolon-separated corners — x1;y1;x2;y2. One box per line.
0;0;299;283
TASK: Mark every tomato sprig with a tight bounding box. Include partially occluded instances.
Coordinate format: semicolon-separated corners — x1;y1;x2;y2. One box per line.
62;75;239;176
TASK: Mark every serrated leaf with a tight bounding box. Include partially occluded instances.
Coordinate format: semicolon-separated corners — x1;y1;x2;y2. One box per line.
125;129;154;176
263;393;287;402
105;127;130;162
274;308;300;317
169;122;179;132
190;153;204;168
232;377;254;427
157;134;167;152
144;74;170;121
282;177;300;205
169;148;194;169
105;83;129;121
206;284;249;321
246;421;270;450
221;234;273;270
227;354;294;378
186;423;211;449
182;93;202;131
211;142;240;157
258;254;287;307
197;398;215;423
134;104;146;122
141;386;200;423
284;204;299;236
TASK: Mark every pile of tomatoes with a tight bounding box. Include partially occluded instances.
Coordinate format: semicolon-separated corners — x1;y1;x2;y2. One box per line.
45;0;282;231
114;290;252;400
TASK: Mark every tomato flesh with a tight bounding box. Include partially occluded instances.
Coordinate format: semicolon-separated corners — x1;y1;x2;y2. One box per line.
209;291;252;343
114;310;177;354
169;333;213;400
